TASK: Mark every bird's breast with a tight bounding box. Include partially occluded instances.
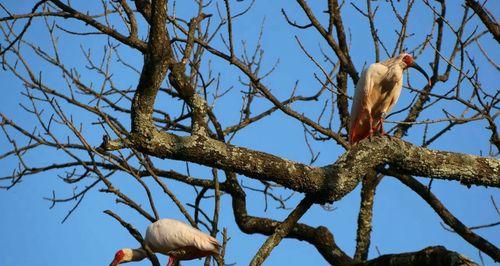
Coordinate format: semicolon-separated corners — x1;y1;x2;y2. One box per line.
368;80;401;116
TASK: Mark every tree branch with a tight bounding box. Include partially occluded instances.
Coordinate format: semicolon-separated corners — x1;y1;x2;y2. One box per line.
296;0;359;83
249;196;314;265
392;174;500;261
225;173;352;265
354;173;382;262
364;246;477;266
116;130;500;203
49;0;147;51
130;0;171;134
465;0;499;43
104;210;160;266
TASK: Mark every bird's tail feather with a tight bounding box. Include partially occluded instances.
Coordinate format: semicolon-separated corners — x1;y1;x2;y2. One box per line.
349;110;371;144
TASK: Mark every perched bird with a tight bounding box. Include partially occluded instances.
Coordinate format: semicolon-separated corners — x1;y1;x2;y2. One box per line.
109;219;220;266
349;53;430;144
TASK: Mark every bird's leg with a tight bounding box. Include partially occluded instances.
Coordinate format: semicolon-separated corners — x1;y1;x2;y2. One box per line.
378;112;392;140
166;256;175;266
379;124;386;135
367;113;374;142
378;112;386;135
372;120;382;135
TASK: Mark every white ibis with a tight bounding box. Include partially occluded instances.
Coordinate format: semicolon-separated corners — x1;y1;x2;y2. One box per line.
349;53;430;144
109;219;220;266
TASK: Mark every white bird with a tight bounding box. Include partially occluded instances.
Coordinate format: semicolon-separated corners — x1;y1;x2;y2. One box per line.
349;53;430;144
109;219;220;266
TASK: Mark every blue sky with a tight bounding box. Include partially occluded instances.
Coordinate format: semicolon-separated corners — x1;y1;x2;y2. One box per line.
0;1;498;265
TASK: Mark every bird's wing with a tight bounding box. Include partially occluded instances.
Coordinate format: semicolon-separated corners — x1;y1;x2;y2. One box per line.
349;63;387;144
385;79;403;115
188;227;220;254
145;219;219;255
145;219;189;252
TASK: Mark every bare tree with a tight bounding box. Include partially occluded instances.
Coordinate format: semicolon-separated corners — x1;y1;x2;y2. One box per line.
1;0;498;265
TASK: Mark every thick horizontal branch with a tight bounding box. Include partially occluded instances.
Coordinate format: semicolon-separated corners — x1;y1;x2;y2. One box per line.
127;131;330;199
117;132;500;203
370;138;500;188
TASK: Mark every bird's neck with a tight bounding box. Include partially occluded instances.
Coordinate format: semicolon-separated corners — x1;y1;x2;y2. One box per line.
382;67;403;87
129;248;148;262
381;57;406;69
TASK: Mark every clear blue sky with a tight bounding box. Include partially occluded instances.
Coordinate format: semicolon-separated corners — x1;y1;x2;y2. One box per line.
0;1;498;265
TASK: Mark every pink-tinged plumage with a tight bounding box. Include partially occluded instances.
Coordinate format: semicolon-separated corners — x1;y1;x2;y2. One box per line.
109;218;220;266
349;53;430;144
146;219;220;260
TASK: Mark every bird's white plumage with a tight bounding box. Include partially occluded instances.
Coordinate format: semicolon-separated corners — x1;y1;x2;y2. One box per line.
349;54;407;144
109;218;220;266
144;219;219;256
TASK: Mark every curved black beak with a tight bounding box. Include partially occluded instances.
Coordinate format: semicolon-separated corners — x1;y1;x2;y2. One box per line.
410;63;431;86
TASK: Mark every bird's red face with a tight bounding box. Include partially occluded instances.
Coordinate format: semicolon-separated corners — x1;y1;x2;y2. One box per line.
110;250;125;266
402;54;414;68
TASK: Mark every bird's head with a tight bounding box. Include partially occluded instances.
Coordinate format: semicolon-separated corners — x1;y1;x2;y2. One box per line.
401;53;431;86
401;53;414;68
109;249;133;266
